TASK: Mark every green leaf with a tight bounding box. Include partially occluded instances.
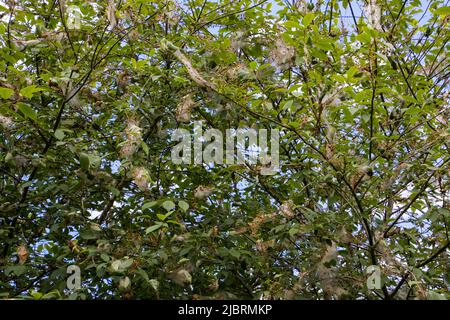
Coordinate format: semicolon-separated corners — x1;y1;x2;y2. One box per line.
167;219;182;226
178;200;189;212
5;265;27;276
30;291;43;300
315;39;333;51
100;253;110;262
302;13;314;27
145;223;162;234
289;228;299;237
79;229;97;240
162;200;175;211
149;279;159;292
356;31;371;44
282;99;294;111
346;66;359;79
5;152;13;163
157;212;173;221
332;74;346;83
19;85;43;99
218;247;229;257
427;290;447;300
54;129;65;140
248;61;258;71
435;6;450;15
111;260;121;272
17;103;37;121
142;201;158;211
79;153;90;170
0;87;14;99
120;258;134;269
141;141;149;156
41;291;61;299
437;207;450;217
283;20;301;29
109;187;120;197
348;107;359;115
229;248;241;259
136;268;150;282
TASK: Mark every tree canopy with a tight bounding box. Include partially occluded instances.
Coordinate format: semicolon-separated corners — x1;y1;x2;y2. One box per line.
0;0;449;300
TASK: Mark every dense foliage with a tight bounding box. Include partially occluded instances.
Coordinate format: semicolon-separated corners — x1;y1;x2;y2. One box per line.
1;0;449;300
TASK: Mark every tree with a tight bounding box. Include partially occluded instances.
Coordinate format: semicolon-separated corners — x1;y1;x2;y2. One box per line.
0;0;449;300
